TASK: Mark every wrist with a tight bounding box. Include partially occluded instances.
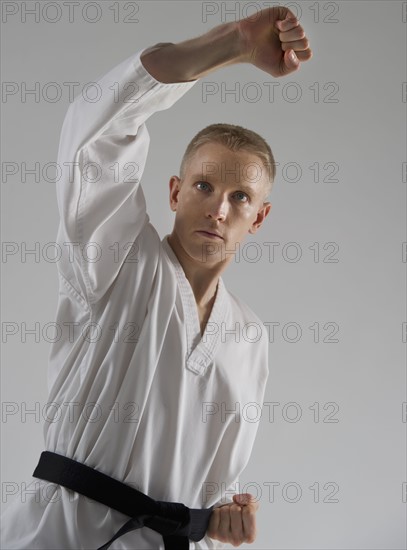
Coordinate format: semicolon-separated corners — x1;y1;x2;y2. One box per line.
190;21;248;77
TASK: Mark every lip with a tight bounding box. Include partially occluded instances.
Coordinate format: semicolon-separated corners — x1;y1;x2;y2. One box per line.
196;230;224;240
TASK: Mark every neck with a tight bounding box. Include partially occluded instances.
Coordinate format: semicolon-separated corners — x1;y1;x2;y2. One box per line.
167;231;230;308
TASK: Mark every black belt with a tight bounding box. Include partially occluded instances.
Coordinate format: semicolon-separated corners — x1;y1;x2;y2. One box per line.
33;451;213;550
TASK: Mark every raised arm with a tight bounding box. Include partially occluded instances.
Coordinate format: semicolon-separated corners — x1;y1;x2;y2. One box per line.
141;6;312;84
56;5;312;309
55;52;197;306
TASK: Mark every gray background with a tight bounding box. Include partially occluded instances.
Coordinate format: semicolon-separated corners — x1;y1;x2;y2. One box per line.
1;1;406;548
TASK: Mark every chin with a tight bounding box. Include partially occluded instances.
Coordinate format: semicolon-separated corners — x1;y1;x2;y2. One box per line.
193;241;226;265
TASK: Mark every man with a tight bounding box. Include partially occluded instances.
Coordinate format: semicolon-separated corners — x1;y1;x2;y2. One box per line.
1;6;312;549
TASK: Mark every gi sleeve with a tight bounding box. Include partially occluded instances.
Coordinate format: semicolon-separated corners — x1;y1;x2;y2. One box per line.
55;48;197;306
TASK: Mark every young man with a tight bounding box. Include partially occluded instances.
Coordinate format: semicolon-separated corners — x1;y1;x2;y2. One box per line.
1;6;312;549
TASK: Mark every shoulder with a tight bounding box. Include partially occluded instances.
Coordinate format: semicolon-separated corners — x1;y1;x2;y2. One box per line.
223;285;269;350
226;286;264;326
221;285;270;386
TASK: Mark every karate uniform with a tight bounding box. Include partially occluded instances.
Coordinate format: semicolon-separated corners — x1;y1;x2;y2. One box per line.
1;49;269;549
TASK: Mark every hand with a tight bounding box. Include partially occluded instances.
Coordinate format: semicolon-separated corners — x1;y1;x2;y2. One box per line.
237;6;312;77
206;493;259;547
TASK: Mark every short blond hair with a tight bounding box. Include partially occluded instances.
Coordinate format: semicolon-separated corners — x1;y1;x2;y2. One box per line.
179;123;276;201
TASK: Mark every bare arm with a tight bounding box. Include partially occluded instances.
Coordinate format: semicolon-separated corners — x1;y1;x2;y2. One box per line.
140;6;312;83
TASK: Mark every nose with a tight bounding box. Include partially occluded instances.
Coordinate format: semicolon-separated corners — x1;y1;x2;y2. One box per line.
206;194;228;222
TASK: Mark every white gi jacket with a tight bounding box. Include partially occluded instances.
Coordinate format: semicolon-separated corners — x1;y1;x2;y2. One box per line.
1;49;269;549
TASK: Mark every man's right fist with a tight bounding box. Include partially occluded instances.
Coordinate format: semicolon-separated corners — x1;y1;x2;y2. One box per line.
237;6;313;77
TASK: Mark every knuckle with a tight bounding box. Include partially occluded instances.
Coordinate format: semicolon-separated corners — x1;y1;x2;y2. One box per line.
242;506;255;518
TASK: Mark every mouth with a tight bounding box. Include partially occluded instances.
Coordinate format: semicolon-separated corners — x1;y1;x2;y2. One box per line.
195;230;224;240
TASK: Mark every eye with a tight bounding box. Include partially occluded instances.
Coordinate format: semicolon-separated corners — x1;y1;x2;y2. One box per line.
234;191;249;203
196;181;211;192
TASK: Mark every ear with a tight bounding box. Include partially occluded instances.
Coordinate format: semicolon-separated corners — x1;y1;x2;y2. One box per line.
169;176;181;212
248;201;272;234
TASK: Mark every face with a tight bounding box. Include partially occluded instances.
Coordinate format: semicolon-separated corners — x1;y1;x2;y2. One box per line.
168;142;272;267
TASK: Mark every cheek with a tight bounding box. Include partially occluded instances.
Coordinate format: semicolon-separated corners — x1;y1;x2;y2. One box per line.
233;205;257;223
175;194;198;222
227;207;258;236
179;193;203;214
177;188;192;206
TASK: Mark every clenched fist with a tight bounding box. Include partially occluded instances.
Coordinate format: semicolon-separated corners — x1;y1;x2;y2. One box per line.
207;493;259;547
237;6;313;77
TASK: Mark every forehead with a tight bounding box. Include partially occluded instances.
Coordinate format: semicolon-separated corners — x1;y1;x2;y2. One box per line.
185;143;268;187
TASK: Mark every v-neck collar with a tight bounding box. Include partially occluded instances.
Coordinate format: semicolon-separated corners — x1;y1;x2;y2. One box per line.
162;235;228;376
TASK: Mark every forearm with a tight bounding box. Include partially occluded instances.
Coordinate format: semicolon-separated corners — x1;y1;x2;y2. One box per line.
140;22;245;83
